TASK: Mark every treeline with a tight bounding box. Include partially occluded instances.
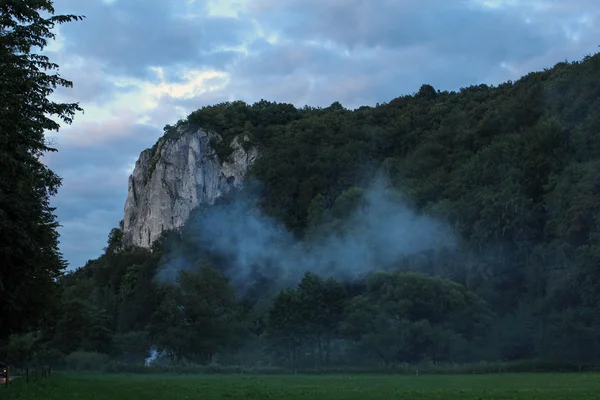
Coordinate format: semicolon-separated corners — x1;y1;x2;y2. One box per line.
8;229;492;369
5;52;600;370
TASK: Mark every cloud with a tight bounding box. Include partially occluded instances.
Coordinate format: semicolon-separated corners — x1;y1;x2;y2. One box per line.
43;0;600;268
49;56;120;105
248;0;553;55
54;0;253;79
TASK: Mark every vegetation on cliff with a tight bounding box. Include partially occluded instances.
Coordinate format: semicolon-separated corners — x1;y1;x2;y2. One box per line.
4;50;600;370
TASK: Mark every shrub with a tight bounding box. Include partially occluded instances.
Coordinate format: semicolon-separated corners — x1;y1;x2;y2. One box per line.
65;351;109;371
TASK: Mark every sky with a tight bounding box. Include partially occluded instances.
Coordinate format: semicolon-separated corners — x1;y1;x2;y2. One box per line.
41;0;600;269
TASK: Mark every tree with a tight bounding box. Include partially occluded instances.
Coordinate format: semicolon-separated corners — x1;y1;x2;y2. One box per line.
341;272;491;363
148;266;243;364
51;298;112;354
112;331;151;364
296;272;346;365
265;288;304;368
105;220;125;256
0;1;84;341
265;273;346;367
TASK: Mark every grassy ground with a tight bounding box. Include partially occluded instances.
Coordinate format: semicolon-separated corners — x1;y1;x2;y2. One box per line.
2;372;600;399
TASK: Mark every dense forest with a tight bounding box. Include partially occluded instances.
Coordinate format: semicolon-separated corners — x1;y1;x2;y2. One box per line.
4;51;600;372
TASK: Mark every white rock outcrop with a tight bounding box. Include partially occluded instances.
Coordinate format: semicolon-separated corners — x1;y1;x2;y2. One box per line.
123;126;259;248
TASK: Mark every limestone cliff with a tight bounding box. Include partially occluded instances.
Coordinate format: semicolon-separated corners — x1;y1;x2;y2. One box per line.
123;126;259;248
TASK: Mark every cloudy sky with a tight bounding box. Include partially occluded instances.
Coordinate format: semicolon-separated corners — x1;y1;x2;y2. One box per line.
42;0;599;269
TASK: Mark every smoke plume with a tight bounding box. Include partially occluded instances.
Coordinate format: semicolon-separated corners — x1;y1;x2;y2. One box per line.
157;178;458;290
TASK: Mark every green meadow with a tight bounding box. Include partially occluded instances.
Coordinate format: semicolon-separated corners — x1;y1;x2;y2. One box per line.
3;373;600;399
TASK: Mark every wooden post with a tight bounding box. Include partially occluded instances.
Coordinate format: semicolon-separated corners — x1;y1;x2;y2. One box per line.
49;366;52;377
35;365;38;381
43;366;46;381
26;367;29;385
5;366;8;389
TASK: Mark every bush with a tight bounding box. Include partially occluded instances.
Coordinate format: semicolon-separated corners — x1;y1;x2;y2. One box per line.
88;359;600;375
35;348;67;369
209;136;234;162
6;332;40;364
65;351;109;371
112;331;150;364
102;361;285;375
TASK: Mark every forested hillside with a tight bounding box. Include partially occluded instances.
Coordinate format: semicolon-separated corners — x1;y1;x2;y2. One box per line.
6;53;600;371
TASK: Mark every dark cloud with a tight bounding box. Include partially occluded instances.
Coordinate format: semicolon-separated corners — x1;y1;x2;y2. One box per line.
240;40;343;77
228;0;598;106
231;0;597;107
53;0;253;79
58;209;120;269
223;45;489;108
250;0;559;58
50;58;124;104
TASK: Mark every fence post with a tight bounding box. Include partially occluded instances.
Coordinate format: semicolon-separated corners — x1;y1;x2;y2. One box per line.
5;366;8;389
26;367;29;385
35;365;38;381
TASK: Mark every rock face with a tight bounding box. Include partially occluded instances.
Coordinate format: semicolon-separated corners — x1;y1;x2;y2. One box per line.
123;126;259;248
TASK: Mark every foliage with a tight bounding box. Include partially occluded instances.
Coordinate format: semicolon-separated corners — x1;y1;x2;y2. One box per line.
64;351;109;371
341;271;491;364
111;331;151;364
148;266;244;364
5;331;41;364
265;272;347;368
0;0;84;342
13;52;600;370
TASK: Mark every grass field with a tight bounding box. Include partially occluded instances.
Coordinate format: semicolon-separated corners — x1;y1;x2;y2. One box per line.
3;372;600;399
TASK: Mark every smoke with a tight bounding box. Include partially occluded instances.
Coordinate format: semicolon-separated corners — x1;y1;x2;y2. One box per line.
145;347;159;366
156;178;458;290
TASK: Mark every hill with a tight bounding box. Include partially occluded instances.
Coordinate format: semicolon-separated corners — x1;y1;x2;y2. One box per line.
7;52;600;369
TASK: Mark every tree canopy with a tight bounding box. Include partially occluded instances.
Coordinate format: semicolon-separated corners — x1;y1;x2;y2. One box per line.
0;0;84;341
